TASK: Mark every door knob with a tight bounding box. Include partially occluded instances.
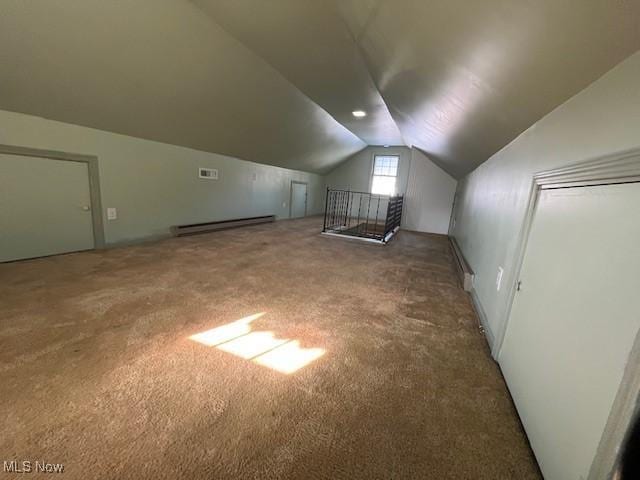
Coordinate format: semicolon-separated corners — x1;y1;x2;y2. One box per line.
81;205;91;211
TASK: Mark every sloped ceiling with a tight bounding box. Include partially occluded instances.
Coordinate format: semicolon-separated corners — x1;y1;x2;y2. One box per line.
0;1;365;174
192;0;404;147
336;0;640;177
1;1;639;177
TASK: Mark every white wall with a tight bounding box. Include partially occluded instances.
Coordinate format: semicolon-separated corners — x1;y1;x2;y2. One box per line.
451;51;640;350
325;146;411;194
403;148;457;235
0;109;326;246
325;145;457;235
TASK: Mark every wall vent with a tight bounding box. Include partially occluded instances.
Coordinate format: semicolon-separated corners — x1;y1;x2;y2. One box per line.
199;167;218;180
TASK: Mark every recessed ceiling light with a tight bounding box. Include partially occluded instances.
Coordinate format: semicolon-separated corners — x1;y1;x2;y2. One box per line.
352;110;366;118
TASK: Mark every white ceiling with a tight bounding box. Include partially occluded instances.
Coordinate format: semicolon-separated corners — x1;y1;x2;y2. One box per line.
1;1;639;177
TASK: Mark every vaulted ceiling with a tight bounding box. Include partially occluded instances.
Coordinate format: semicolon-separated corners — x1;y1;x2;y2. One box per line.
1;1;638;177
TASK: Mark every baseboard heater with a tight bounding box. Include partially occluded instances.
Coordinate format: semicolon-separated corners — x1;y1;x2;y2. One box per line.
171;215;275;237
449;237;474;292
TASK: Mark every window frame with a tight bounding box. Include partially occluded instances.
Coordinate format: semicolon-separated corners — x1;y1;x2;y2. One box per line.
370;154;400;196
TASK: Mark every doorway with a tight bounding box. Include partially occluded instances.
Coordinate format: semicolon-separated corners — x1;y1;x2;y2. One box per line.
290;181;307;219
0;145;104;262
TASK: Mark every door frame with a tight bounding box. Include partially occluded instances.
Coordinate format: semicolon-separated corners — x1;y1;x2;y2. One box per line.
0;143;105;249
493;146;640;479
289;180;308;219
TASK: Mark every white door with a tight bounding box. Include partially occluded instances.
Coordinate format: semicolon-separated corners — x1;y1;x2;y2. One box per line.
291;182;307;218
0;154;95;262
499;182;640;480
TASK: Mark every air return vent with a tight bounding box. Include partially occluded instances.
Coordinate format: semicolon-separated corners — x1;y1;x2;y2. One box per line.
199;167;218;180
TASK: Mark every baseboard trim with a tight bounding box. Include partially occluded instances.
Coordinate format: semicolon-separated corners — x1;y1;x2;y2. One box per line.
470;287;497;359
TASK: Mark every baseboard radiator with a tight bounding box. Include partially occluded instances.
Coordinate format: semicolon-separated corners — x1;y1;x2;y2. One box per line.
171;215;275;237
449;237;474;292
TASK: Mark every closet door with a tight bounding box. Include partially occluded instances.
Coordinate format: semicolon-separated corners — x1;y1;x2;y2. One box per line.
499;182;640;480
0;153;94;262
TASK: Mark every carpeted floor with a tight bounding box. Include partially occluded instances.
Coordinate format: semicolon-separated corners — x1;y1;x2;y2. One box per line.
0;217;540;479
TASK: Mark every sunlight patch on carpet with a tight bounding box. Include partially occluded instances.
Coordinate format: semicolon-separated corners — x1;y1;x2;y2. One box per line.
253;340;325;374
189;313;325;374
217;331;288;359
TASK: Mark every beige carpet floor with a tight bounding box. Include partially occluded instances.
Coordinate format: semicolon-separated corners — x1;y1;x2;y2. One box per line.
0;217;540;479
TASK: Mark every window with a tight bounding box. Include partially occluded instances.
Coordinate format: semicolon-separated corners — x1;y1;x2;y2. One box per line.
371;155;399;195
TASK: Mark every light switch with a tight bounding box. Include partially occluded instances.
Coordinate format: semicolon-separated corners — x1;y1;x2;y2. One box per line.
107;207;117;220
282;202;286;208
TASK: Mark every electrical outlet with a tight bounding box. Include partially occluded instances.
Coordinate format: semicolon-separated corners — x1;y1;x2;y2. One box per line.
496;266;504;291
107;207;117;220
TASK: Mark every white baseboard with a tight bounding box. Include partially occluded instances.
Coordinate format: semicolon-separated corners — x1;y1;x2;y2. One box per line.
470;287;497;359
